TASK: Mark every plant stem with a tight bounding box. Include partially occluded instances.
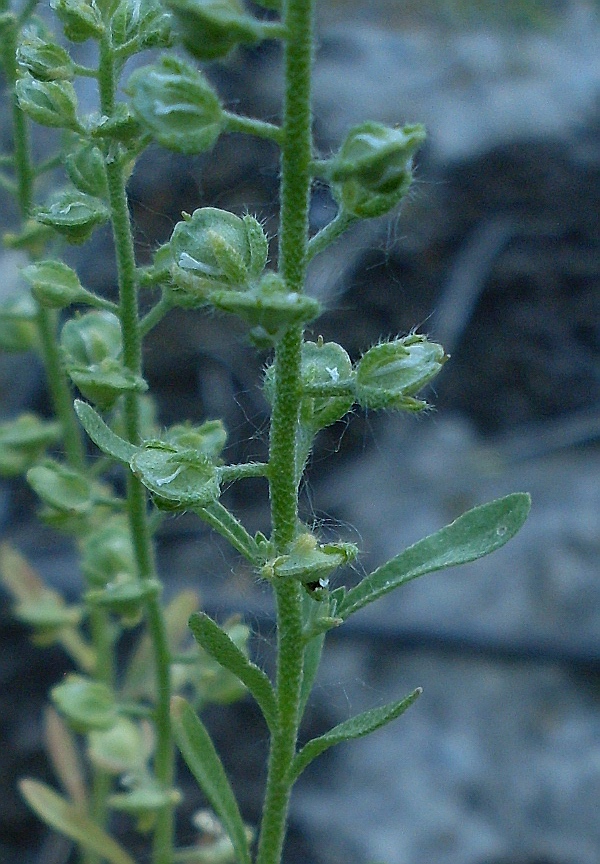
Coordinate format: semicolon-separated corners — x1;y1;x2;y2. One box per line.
258;0;316;860
98;29;174;864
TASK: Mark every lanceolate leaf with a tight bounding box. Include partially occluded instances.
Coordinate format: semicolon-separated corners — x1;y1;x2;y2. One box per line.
188;613;276;730
171;697;251;864
332;492;531;621
192;500;259;562
19;780;135;864
289;688;422;783
74;400;137;463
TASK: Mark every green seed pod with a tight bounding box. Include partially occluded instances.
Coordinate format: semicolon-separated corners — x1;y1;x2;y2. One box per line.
51;674;117;733
88;717;149;774
129;444;220;509
22;259;90;309
17;34;75;81
127;56;223;154
111;0;173;53
61;311;147;408
170;208;268;296
35;190;109;245
328;121;426;219
27;459;107;515
64;141;108;199
16;75;82;132
49;0;105;43
300;340;354;430
81;516;136;588
354;334;447;411
0;414;62;477
0;292;38;353
165;0;266;61
90;103;143;146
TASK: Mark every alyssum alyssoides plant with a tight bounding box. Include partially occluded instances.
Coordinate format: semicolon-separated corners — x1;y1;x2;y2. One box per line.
0;0;530;862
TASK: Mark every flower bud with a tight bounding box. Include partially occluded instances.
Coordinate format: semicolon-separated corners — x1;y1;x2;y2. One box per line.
111;0;173;54
50;0;105;43
170;207;268;296
61;311;147;408
127;56;223;154
354;334;447;411
22;259;91;308
328;121;426;219
16;75;82;132
166;0;266;61
17;33;75;81
35;190;109;245
64;140;108;198
0;414;62;476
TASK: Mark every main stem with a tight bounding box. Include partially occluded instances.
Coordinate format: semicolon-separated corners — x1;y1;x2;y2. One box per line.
98;32;174;864
257;0;315;860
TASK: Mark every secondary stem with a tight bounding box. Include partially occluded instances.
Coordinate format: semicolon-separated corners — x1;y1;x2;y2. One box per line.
258;0;316;860
98;30;174;864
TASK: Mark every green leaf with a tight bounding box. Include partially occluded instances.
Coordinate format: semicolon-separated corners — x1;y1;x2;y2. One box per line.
188;612;276;730
332;493;531;621
171;696;251;864
290;688;422;783
19;780;135;864
192;500;259;562
74;400;138;463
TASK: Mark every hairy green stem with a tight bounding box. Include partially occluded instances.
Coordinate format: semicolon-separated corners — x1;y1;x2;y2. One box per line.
258;0;316;861
99;29;174;864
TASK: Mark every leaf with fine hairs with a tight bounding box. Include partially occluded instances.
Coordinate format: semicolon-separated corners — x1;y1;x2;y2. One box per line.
171;696;251;864
332;492;531;621
289;688;422;783
74;399;137;463
19;780;135;864
189;612;276;730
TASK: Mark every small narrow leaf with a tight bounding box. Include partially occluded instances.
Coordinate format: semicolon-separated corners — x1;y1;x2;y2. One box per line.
74;400;137;463
188;613;276;730
193;501;259;562
290;689;422;783
171;697;251;864
44;707;88;808
333;492;531;620
19;780;135;864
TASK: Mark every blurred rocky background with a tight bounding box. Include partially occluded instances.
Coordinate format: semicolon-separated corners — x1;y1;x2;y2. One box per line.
1;1;599;863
